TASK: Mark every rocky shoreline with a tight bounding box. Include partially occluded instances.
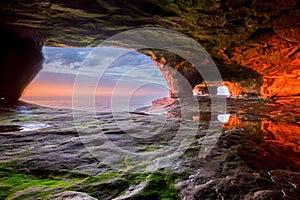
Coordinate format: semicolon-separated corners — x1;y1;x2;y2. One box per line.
0;98;299;199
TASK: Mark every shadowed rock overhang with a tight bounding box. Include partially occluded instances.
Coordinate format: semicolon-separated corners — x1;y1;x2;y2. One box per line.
0;0;299;102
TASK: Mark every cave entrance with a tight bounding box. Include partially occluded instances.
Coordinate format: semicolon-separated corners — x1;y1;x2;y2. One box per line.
193;82;231;97
22;46;169;111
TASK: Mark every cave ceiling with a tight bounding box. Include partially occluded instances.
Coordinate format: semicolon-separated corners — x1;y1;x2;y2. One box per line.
0;0;299;98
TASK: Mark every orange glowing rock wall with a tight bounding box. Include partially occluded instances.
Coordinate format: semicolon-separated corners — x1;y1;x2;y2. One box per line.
223;115;243;130
261;120;300;153
261;120;300;169
223;81;244;97
228;27;300;98
262;72;300;98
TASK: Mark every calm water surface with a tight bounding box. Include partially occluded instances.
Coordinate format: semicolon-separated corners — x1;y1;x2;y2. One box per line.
21;95;162;112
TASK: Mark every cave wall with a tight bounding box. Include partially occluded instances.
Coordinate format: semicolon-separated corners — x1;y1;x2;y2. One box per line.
0;28;44;104
0;0;299;101
215;27;300;97
141;50;203;98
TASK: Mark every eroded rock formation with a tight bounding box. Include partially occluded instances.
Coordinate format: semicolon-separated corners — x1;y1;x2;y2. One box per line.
219;27;300;97
142;50;203;98
0;28;44;104
0;0;299;101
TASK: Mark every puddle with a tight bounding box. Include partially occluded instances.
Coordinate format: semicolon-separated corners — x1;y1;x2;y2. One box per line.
19;122;50;132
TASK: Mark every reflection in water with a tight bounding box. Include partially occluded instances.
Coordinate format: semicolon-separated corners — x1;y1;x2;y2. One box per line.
1;97;299;174
217;113;230;123
262;120;300;153
191;108;300;172
221;114;300;172
20;122;49;132
259;120;300;171
192;112;231;124
223;114;243;130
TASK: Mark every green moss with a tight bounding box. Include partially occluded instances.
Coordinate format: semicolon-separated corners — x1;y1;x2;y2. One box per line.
85;172;121;184
0;161;186;200
131;171;181;200
225;153;241;162
184;146;199;158
80;177;129;199
0;115;35;125
126;172;148;185
78;171;183;200
0;163;85;199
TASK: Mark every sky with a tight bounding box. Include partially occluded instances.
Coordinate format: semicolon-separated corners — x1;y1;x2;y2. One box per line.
23;46;169;99
21;46;169;110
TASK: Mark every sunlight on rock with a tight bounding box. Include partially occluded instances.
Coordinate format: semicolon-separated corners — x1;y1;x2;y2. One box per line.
223;115;243;130
0;0;299;199
193;83;231;97
217;113;230;123
21;122;49;132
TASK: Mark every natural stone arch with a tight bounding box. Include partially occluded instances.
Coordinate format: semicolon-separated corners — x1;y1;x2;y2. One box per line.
0;28;206;105
145;50;264;99
141;50;203;98
0;28;262;105
0;0;299;104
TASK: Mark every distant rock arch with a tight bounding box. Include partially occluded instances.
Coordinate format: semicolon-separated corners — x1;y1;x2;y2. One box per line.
142;51;204;98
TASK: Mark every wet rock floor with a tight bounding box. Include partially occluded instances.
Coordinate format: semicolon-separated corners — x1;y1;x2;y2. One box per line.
0;97;299;199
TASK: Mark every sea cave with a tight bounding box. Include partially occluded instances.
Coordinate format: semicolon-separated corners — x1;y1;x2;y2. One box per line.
0;0;299;199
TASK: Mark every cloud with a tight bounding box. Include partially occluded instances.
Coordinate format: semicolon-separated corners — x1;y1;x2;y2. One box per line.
41;46;168;87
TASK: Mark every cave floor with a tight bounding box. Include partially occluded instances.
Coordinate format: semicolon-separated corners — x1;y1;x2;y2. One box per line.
0;97;299;199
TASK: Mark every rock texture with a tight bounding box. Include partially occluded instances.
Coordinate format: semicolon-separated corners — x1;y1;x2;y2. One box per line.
223;27;300;97
144;51;202;98
0;98;299;199
0;0;300;101
49;191;98;200
0;28;44;104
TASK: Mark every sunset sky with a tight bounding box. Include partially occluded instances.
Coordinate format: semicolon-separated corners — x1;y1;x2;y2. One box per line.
21;46;169;109
23;46;168;98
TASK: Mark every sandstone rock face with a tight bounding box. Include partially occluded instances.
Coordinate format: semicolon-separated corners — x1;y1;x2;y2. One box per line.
262;73;300;98
0;0;299;100
223;27;300;98
145;51;202;98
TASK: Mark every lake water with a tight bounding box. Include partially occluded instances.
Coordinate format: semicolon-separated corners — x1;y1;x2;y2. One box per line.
21;95;166;112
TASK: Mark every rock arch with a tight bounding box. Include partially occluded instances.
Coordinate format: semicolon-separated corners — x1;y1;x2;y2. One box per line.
0;0;299;105
141;50;204;98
